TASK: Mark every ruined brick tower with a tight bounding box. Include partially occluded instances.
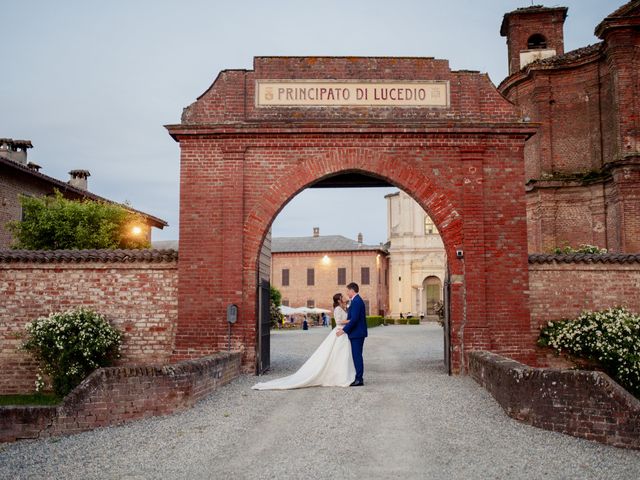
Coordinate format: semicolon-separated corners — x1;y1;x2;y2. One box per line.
499;1;640;253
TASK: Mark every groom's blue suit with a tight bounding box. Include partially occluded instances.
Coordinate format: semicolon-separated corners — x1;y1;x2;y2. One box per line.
343;293;367;383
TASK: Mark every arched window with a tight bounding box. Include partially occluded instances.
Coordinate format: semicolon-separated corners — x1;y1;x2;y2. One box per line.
527;34;547;50
424;215;438;235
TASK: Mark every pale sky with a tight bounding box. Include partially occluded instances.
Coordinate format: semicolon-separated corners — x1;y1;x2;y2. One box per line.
1;0;623;244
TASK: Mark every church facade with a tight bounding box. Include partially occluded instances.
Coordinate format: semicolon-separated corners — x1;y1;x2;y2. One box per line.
386;191;445;319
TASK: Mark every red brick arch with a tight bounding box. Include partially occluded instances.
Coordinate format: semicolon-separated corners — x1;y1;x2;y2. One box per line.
244;148;463;277
167;56;538;375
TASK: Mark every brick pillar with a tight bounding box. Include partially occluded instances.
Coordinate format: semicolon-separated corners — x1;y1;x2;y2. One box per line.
221;146;247;354
458;149;489;372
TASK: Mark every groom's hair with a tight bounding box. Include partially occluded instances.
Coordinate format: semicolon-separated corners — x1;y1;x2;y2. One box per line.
347;282;359;293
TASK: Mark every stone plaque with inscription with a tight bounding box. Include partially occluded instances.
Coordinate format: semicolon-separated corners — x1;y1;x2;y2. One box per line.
256;80;449;108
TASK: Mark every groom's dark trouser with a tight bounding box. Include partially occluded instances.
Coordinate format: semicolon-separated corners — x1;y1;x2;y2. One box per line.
350;337;365;382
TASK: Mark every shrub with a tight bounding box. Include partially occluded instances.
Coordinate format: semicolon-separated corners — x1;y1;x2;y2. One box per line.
551;244;607;254
269;286;283;328
7;190;149;250
22;308;122;397
331;318;337;329
408;318;420;325
539;307;640;397
396;318;408;325
385;318;395;325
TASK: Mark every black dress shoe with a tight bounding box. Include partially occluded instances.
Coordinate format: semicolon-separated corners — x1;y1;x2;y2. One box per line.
350;380;364;387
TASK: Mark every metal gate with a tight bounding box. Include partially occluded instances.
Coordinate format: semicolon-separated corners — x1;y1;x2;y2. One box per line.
443;266;452;375
257;279;271;374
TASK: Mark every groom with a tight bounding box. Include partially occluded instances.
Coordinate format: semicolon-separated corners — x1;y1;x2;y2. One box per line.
336;282;367;386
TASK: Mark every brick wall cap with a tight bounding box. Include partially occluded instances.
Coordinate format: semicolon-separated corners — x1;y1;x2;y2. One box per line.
528;253;640;264
0;249;178;263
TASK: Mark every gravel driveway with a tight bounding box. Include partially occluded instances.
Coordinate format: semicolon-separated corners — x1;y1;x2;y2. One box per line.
1;324;639;480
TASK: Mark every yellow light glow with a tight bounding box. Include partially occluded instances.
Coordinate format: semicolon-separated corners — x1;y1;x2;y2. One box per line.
321;255;330;265
131;226;143;236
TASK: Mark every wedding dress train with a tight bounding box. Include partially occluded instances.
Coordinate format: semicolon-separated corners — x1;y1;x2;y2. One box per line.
252;307;355;390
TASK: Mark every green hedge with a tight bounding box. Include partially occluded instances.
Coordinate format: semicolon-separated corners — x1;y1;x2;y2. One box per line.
385;318;395;325
408;318;420;325
366;316;384;328
396;318;408;325
330;316;389;329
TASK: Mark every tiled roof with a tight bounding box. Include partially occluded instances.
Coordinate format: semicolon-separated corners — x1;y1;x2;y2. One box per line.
525;43;603;70
272;235;386;253
0;156;168;228
529;253;640;264
600;0;640;21
595;0;640;37
0;249;178;263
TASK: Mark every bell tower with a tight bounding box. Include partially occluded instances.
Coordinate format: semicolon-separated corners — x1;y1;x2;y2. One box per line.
500;5;568;75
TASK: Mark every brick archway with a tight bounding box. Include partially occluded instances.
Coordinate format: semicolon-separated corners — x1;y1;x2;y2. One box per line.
167;56;538;374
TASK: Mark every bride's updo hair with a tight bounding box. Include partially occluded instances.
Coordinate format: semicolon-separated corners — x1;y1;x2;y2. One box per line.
333;293;342;308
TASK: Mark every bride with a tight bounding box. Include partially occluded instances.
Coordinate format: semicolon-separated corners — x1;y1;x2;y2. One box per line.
252;293;356;390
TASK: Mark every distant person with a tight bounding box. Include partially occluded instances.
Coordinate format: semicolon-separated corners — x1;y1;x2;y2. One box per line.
400;312;404;319
252;292;355;390
302;317;308;330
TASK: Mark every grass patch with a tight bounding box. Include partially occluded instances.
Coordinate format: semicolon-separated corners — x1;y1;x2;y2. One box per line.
0;393;61;406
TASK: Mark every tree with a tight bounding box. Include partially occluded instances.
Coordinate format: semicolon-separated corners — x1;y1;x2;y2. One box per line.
270;285;284;328
7;190;150;250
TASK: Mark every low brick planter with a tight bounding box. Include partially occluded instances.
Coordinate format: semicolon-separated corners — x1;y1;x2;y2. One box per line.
0;351;242;443
469;350;640;450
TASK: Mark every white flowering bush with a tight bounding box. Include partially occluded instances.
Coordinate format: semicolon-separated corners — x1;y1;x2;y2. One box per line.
539;307;640;397
23;308;122;397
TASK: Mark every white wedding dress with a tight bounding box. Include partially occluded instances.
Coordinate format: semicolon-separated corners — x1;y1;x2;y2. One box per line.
252;306;355;390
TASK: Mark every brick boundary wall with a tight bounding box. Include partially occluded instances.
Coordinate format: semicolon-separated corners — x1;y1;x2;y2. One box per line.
469;351;640;450
0;351;242;443
528;253;640;366
0;249;178;394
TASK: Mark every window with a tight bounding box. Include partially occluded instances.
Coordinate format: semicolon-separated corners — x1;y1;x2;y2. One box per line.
282;299;289;307
527;33;547;50
307;299;315;308
361;267;370;285
307;268;315;286
424;215;438;235
337;267;346;285
281;268;290;286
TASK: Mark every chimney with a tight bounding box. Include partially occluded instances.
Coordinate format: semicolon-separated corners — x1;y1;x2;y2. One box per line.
313;227;320;237
0;138;33;165
68;169;90;190
357;232;363;244
27;162;42;172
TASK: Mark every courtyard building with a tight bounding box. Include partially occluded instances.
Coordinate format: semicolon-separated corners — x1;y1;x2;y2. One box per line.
271;228;389;316
0;137;167;248
386;190;446;319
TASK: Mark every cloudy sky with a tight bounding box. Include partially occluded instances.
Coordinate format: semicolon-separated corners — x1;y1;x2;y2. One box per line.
1;0;623;245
